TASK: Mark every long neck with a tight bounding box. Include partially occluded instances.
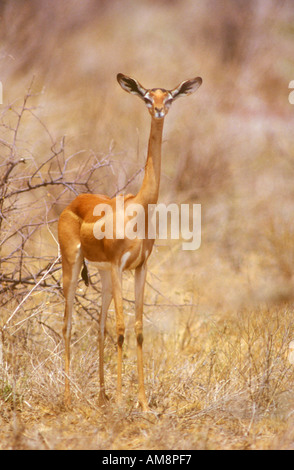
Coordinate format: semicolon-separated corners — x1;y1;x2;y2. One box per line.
135;117;164;206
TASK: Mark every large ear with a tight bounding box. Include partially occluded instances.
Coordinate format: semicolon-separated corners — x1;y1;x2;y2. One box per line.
170;77;202;100
117;73;147;99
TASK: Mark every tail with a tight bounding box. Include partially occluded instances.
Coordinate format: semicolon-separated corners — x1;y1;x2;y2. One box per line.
81;259;89;286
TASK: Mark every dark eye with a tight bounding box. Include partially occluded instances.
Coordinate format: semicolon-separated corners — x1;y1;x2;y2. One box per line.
165;99;173;107
144;97;152;107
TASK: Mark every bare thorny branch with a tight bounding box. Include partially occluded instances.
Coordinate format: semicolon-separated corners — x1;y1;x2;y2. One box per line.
0;86;116;330
0;86;165;339
0;86;192;346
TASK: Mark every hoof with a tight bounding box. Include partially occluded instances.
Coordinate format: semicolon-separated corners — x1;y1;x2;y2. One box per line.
140;402;150;412
98;391;109;407
64;392;71;408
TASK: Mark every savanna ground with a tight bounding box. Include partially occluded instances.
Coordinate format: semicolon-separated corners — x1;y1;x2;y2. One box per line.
1;0;294;450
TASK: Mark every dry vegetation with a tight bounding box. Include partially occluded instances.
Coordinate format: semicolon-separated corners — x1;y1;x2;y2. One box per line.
1;0;294;450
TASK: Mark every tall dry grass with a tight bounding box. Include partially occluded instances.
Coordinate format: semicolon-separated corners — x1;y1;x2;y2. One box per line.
1;0;294;450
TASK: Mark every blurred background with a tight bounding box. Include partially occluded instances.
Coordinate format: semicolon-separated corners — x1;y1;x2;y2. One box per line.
1;0;294;449
2;0;293;307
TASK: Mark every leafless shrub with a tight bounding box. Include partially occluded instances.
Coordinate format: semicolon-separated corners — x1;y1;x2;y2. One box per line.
1;0;294;450
1;86;106;300
0;86;119;402
0;84;154;420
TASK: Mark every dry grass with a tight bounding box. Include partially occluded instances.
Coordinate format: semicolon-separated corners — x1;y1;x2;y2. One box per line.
1;0;294;450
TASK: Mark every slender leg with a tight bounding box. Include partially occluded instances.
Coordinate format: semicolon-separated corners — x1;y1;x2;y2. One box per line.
61;246;83;407
111;264;124;404
98;269;112;406
134;263;149;411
